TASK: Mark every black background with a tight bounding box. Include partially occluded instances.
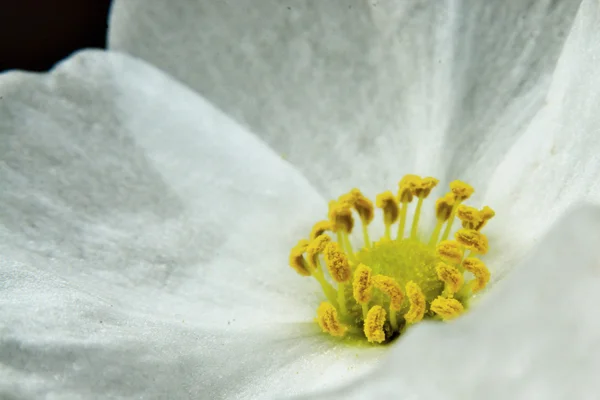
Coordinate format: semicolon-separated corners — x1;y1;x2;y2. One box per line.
1;0;113;72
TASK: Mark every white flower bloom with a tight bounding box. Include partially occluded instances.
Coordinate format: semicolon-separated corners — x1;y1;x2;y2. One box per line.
1;0;600;399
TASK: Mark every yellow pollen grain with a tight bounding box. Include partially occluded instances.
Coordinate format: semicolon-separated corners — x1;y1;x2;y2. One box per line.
457;204;483;230
352;264;373;304
436;262;464;295
398;174;420;203
316;302;348;337
328;200;354;233
404;281;426;324
455;229;489;255
373;275;404;311
436;240;464;265
414;177;439;199
364;305;387;343
306;234;331;267
289;239;311;276
324;242;352;283
435;192;455;221
449;180;475;201
462;257;491;292
375;191;399;225
431;296;464;321
310;220;331;241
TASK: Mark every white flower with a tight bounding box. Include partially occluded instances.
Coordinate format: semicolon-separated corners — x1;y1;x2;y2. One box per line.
1;0;600;399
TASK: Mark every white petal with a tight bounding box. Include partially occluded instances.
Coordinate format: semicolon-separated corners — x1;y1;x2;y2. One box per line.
0;51;382;398
109;0;580;196
299;204;600;399
484;0;600;279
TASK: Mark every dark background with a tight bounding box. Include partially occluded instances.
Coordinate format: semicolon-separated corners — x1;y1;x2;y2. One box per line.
1;0;113;72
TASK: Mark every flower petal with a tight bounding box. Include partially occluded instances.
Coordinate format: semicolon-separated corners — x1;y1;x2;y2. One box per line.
0;51;383;398
484;0;600;278
109;0;581;196
299;204;600;399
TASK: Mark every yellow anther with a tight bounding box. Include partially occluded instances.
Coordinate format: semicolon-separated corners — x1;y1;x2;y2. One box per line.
455;229;489;255
436;262;464;295
372;275;404;311
462;257;490;292
324;242;352;283
414;177;439;199
316;302;348;337
352;264;373;304
404;281;426;324
457;204;483;230
398;174;420;203
375;191;399;225
289;239;311;276
345;189;375;225
436;240;464;265
430;297;464;321
306;234;331;267
449;180;474;201
310;220;331;241
364;305;387;343
328;200;354;233
475;206;495;231
435;192;456;221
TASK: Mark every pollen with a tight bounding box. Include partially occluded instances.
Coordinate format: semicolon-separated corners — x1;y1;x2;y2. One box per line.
316;302;348;337
436;240;464;265
290;175;495;344
364;305;387;343
404;281;426;324
462;257;491;292
431;297;464;321
310;220;331;240
353;264;373;304
436;262;464;295
455;229;489;255
324;242;352;283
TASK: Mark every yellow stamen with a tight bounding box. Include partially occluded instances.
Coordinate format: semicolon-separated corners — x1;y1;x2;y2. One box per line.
353;264;373;319
436;240;464;265
457;204;483;230
410;197;424;239
346;188;375;225
397;175;419;239
404;281;426;324
324;242;352;283
429;192;455;245
328;200;354;233
316;302;348;337
462;257;490;292
288;239;311;276
449;180;475;201
411;178;438;238
436;262;464;296
475;206;495;231
306;234;331;268
373;274;403;330
376;191;399;240
364;305;386;343
455;229;489;255
310;220;331;241
430;296;464;321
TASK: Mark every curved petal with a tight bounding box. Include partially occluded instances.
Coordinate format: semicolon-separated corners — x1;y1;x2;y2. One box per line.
109;0;580;197
298;204;600;399
0;51;383;398
483;0;600;279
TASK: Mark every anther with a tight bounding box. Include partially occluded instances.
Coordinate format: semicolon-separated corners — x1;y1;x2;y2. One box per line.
346;189;375;225
373;275;404;311
306;234;331;268
404;281;426;324
310;220;331;241
376;191;399;239
462;257;490;292
435;193;455;222
316;302;348;337
398;174;420;203
353;264;373;319
364;305;387;343
436;240;464;265
457;205;483;230
324;242;352;283
436;262;464;296
328;200;354;233
475;206;495;231
289;239;311;276
455;229;489;255
449;180;475;201
430;297;464;321
414;177;439;199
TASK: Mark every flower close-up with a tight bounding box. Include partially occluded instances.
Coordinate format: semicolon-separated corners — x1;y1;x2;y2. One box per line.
2;0;600;399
